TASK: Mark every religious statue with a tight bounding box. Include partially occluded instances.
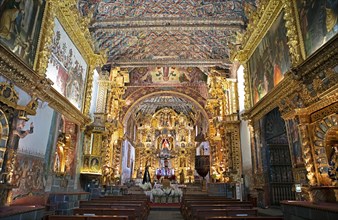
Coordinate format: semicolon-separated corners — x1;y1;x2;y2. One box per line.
180;170;185;184
54;134;66;173
142;165;151;184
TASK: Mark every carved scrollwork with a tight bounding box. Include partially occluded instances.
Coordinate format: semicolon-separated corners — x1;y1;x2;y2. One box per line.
283;0;304;66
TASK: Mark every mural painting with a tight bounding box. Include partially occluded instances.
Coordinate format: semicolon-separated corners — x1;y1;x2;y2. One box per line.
0;77;56;200
286;118;303;167
46;18;88;110
12;154;45;201
248;11;291;104
0;0;46;67
297;0;338;57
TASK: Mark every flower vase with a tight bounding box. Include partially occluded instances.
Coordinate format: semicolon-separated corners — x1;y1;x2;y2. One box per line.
161;196;166;203
167;196;173;203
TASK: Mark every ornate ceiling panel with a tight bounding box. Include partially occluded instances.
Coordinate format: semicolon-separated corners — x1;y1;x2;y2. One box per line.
92;29;236;64
123;67;209;100
78;0;254;67
135;96;194;116
79;0;247;20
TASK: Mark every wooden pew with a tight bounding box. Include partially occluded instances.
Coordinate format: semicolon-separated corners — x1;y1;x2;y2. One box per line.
73;208;137;220
183;201;253;219
180;197;241;213
82;199;150;212
79;201;149;218
46;215;128;220
205;217;284;220
194;209;258;220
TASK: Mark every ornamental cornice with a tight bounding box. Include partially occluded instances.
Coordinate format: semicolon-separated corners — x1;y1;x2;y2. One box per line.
111;59;229;68
232;0;283;63
291;34;338;82
243;74;298;122
0;44;90;126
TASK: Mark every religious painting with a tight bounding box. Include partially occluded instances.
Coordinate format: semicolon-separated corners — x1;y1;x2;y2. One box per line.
248;11;291;104
46;18;88;111
296;0;338;57
121;140;135;183
89;69;99;118
286;118;303;167
0;0;46;67
12;153;45;202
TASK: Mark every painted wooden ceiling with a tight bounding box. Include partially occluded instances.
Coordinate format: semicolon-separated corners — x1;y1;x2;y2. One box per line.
78;0;254;117
78;0;254;68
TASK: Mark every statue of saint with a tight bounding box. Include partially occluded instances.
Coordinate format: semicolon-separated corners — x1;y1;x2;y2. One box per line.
142;165;151;184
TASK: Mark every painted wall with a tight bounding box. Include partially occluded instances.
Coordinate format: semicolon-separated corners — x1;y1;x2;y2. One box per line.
46;18;88;110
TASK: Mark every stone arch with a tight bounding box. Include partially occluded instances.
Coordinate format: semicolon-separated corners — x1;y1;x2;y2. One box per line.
122;91;210;130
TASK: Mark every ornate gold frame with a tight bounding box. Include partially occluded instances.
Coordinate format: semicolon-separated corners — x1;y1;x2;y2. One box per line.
34;0;105;118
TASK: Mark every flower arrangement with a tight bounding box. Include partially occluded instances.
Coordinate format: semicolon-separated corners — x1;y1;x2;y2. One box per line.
150;184;183;203
139;182;152;191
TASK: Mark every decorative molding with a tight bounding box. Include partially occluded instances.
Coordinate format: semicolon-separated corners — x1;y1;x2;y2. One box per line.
0;43;89;126
233;0;283;63
111;59;229;68
35;0;105;117
91;17;244;31
291;34;338;81
283;0;304;66
244;74;298;122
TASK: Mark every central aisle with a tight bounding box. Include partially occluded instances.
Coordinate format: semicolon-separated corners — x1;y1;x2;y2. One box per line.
147;210;184;220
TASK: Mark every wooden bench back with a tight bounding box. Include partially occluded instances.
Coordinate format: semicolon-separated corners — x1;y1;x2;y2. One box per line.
46;215;129;220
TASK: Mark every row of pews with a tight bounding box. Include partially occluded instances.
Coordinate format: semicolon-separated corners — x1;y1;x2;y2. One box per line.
180;195;284;220
46;194;150;220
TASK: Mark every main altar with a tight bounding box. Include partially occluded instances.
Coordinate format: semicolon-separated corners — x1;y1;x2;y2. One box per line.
133;107;197;184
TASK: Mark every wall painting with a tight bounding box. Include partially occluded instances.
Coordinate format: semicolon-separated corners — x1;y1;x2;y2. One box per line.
297;0;338;57
0;0;46;67
46;18;88;111
248;11;291;104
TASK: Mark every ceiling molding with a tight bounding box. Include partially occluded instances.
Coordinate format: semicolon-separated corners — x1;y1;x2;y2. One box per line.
91;17;245;31
111;59;229;67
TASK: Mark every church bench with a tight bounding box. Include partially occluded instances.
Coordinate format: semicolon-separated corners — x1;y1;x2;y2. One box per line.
182;201;253;218
73;208;137;220
46;215;129;220
79;201;149;215
186;204;255;219
205;217;284;220
80;203;149;219
180;198;242;213
193;208;258;220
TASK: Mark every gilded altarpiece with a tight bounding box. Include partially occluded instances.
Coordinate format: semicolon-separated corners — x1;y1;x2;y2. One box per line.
234;0;338;204
134;108;195;183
